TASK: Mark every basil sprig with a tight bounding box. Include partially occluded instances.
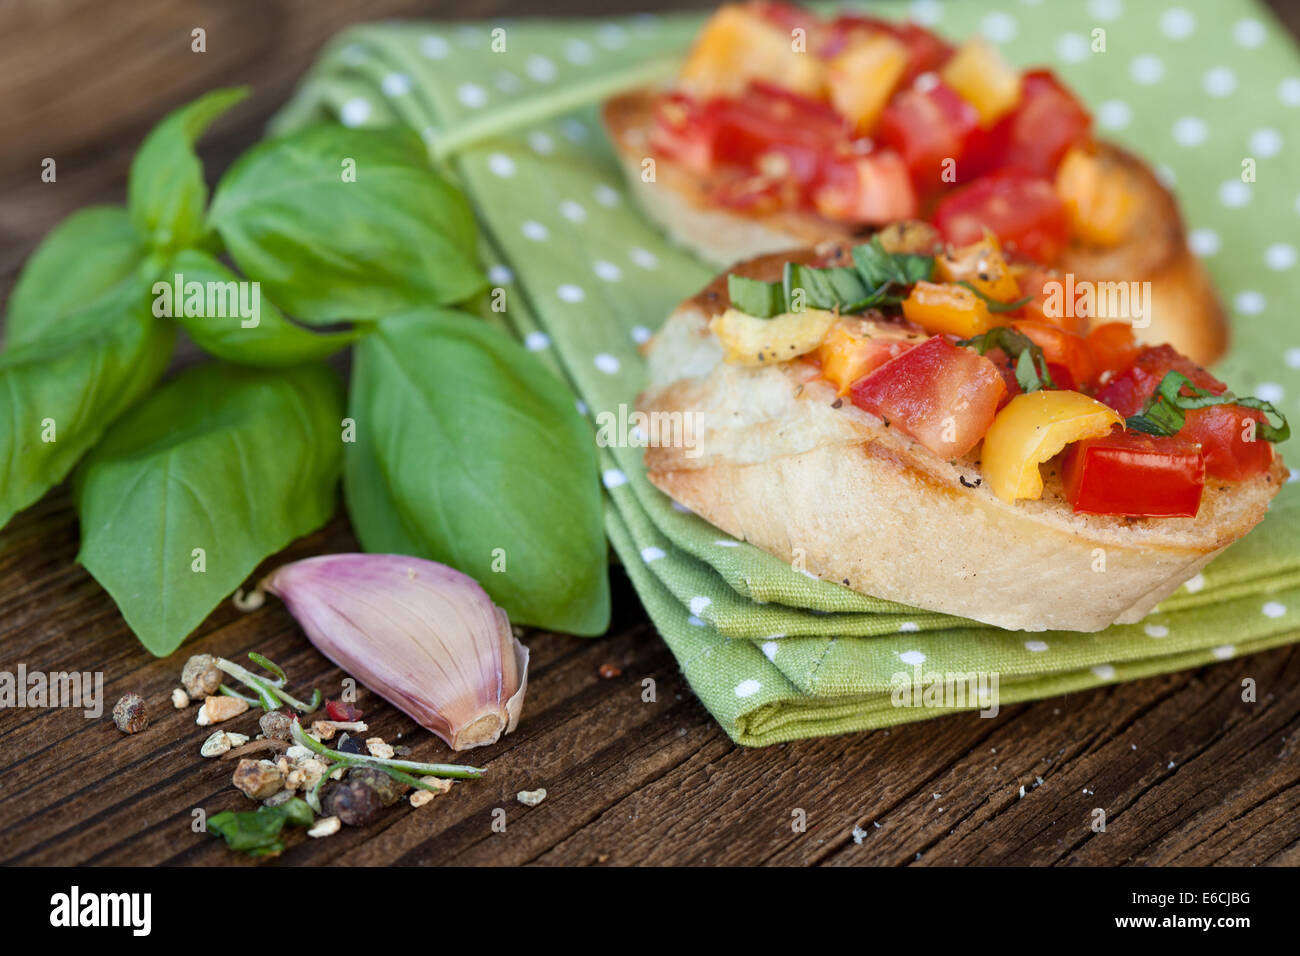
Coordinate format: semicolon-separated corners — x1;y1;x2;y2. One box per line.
1125;371;1291;443
727;236;934;318
3;85;611;654
954;280;1034;313
957;327;1057;393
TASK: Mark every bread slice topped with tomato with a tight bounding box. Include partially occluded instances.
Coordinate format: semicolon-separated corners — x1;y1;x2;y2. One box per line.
637;222;1288;632
604;1;1227;365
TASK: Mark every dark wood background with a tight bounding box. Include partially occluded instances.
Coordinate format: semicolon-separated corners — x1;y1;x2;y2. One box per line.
2;0;1299;867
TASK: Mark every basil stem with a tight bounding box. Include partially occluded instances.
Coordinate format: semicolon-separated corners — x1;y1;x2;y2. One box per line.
291;722;486;780
216;656;319;713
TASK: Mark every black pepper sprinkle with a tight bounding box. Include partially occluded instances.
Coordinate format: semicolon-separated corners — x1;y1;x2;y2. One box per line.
959;475;982;488
831;398;844;409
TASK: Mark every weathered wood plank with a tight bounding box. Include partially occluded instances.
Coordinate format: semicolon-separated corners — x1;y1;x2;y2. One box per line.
0;0;1297;867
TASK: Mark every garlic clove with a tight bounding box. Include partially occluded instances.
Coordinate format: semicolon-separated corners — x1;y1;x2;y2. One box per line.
261;554;529;751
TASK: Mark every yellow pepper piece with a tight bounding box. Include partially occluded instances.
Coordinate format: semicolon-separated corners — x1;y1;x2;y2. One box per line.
901;281;994;337
934;232;1021;302
1056;146;1139;247
711;308;837;367
940;38;1022;127
981;391;1123;503
827;34;909;134
679;5;826;99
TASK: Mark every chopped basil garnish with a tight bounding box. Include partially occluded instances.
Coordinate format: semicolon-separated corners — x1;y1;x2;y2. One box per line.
957;326;1056;393
851;237;934;288
727;274;786;318
1125;371;1291;443
725;236;934;318
954;280;1034;313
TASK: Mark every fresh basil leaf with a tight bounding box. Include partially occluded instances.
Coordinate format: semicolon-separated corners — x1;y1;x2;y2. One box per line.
784;263;870;312
954;280;1033;313
162;249;360;366
852;236;933;288
958;325;1055;391
74;362;345;656
1014;350;1042;393
6;206;145;348
208;125;485;323
207;798;313;856
727;275;784;318
0;283;174;530
345;310;610;635
1125;371;1291;443
129;87;249;252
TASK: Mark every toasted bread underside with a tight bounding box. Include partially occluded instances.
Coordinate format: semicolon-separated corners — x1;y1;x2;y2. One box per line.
605;88;1229;366
636;254;1284;633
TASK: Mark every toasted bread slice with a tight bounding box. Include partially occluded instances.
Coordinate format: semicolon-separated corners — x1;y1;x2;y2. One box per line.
637;247;1284;632
605;88;1228;366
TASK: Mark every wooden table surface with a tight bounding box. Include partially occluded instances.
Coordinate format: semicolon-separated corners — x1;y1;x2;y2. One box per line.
3;0;1299;867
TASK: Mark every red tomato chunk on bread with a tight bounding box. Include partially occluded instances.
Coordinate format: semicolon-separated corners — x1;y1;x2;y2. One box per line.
850;335;1005;459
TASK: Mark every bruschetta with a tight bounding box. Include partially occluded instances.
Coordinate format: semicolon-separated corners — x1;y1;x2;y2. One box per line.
637;222;1287;632
605;1;1228;365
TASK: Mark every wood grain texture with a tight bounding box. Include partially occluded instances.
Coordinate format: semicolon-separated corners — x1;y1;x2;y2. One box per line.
1;0;1298;867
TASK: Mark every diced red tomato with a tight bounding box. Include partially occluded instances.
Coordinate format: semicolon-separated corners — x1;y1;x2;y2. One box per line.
650;93;722;175
1085;322;1142;386
813;149;918;222
1094;345;1226;418
708;173;798;213
1179;405;1273;480
850;335;1006;458
711;84;849;183
824;16;953;83
967;70;1092;179
932;169;1070;262
1010;320;1094;393
878;81;979;191
1062;431;1206;517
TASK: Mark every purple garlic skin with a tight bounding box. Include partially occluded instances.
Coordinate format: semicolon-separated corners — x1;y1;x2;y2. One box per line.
262;554;528;750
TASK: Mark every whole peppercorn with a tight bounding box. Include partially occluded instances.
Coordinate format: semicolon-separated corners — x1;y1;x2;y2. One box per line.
336;733;365;755
112;693;149;734
181;654;222;698
259;710;295;740
349;767;409;807
322;779;383;826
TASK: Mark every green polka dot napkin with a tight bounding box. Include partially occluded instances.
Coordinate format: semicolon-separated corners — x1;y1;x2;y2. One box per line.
272;0;1300;745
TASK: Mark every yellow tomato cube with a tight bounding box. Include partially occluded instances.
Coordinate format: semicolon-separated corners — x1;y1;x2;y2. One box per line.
901;282;994;337
711;308;837;366
815;324;915;394
981;390;1123;502
940;38;1022;127
935;232;1021;303
827;34;909;134
1056;147;1140;247
679;4;826;99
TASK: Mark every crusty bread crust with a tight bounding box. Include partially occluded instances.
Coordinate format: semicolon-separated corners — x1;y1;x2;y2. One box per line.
636;249;1284;632
605;88;1229;366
